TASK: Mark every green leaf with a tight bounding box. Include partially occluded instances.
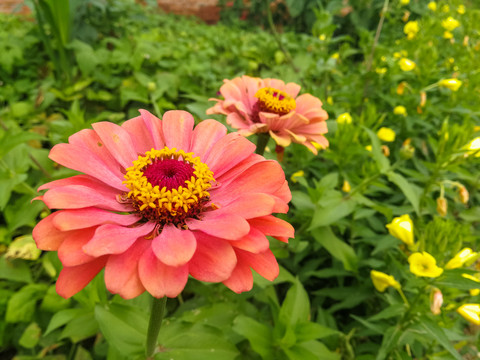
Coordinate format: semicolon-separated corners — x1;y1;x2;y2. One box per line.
279;278;310;327
94;303;147;357
416;315;462;360
284;340;340;360
368;304;406;322
0;255;32;283
285;0;306;18
5;235;41;261
386;171;420;215
156;322;239;360
6;284;47;323
233;315;273;359
19;322;41;349
363;126;390;173
295;322;339;342
40;285;71;312
375;326;402;360
60;312;98;343
311;227;358;272
45;308;84;335
309;196;356;229
0;131;44;158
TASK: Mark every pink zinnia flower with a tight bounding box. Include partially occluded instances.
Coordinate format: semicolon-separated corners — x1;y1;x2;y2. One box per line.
207;75;329;154
33;110;293;299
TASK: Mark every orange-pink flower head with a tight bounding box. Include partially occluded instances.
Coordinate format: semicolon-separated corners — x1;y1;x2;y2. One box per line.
206;75;329;154
32;110;294;299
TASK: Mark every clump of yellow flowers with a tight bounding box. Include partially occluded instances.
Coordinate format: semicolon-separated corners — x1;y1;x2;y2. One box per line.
399;58;416;72
377;127;396;142
438;78;462;91
403;20;419;40
393;105;407;116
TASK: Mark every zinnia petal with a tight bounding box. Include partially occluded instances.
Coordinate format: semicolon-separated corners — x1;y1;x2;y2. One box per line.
186;212;250;240
152;225;197;267
52;208;139;231
223;262;253;294
33;213;69;251
162;110;194;151
58;228;97;266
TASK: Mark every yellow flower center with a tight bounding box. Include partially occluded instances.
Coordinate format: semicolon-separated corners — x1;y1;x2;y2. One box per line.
123;147;215;226
254;87;296;115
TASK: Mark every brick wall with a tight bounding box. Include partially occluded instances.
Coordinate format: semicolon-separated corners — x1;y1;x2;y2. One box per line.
0;0;221;23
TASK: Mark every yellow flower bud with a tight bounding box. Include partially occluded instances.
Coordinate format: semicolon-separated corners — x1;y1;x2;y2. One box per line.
365;145;372;152
438;78;462;91
393;105;407;116
370;270;401;292
457;5;465;15
462;274;480;296
377;127;396;142
408;252;444;278
445;248;478;269
326;96;333;105
386;214;414;246
397;81;407;95
381;145;390;157
290;170;305;183
376;67;387;75
442;17;460;31
399;58;416;72
457;304;480;325
465;137;480;157
342;180;351;193
436;196;448;217
336;112;352;124
420;91;427;107
458;185;469;204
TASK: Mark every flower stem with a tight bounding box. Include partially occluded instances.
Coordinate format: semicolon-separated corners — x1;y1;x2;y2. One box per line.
397;288;410;307
145;296;167;359
255;133;270;156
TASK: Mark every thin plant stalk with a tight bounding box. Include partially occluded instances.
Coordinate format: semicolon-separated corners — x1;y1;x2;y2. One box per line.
145;296;167;359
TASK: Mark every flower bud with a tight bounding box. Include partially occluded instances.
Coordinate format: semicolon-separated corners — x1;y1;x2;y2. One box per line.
342;180;351;193
436;197;448;217
386;214;414;247
458;185;469;204
430;288;443;315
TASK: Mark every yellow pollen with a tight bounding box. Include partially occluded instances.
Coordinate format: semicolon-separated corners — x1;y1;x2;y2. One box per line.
123;147;215;222
255;87;296;115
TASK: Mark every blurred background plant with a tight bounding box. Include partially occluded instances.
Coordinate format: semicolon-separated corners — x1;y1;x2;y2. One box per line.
1;0;480;359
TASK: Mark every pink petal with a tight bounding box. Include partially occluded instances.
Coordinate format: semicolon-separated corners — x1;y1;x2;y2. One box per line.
83;222;155;257
188;232;237;282
152;225;197;267
53;208;139;231
56;256;108;299
162;110;194;151
58;228;97;266
186;212;250;240
269;130;292;147
190;119;227;161
92;122;138;169
214;153;263;185
295;94;328;121
49;143;125;191
122;116;155;154
237;248;279;281
43;185;128;212
229;228;269;253
104;239;150;299
212;161;285;204
222;261;253;294
38;175;103;191
138;248;189;298
218;193;275;219
204;133;256;177
248;215;294;241
226;112;251;130
32;213;68;251
139;109;165;149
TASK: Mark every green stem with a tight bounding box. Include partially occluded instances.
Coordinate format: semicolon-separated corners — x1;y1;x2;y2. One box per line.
145;296;167;359
255;133;270;156
396;287;410;307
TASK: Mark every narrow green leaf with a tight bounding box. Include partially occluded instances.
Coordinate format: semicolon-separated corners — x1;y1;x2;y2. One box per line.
45;308;84;335
295;322;339;342
233;315;273;359
60;312;98;343
417;315;463;360
311;227;358;272
309;197;356;229
279;278;310;327
375;326;402;360
386;171;420;215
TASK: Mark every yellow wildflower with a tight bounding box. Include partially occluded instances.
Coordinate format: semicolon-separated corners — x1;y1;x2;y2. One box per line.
404;21;419;39
377;127;396;142
342;180;351;193
457;5;465;15
319;34;326;41
371;270;401;292
290;170;305;183
399;58;416;71
400;0;409;4
408;252;444;278
427;1;437;11
376;67;387;75
462;274;480;296
443;31;454;39
438;78;462;91
386;214;414;246
326;96;333;105
457;304;480;325
331;52;340;59
393;105;407;116
365;145;372;152
445;248;478;269
336;112;352;124
393;52;402;59
465;137;480;157
442;17;460;31
441;4;450;13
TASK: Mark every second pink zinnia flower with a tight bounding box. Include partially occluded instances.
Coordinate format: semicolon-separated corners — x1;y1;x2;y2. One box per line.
207;75;329;154
33;110;294;299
